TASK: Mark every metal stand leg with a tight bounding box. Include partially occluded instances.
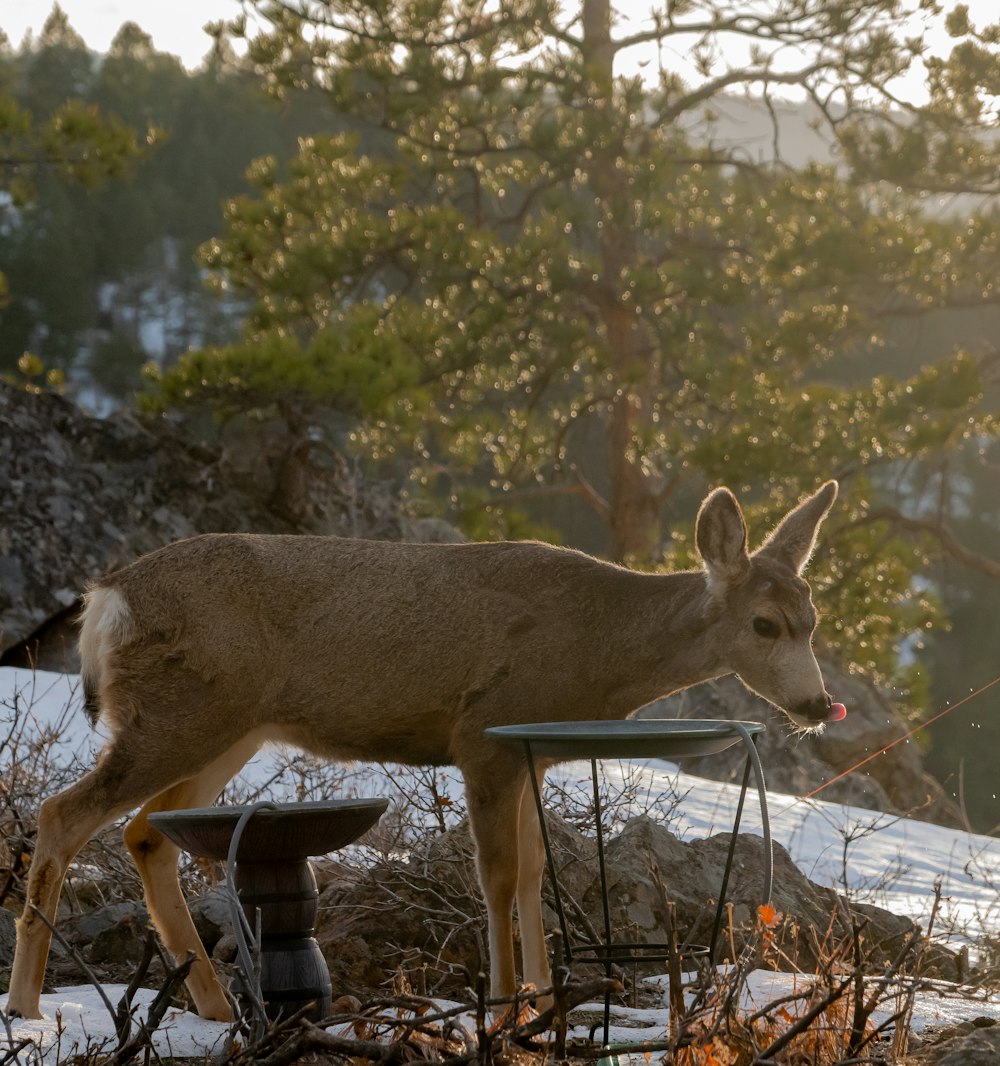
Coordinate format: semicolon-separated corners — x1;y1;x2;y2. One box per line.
707;728;772;964
525;741;572;968
590;758;614;1047
526;749;623;1047
519;723;771;1050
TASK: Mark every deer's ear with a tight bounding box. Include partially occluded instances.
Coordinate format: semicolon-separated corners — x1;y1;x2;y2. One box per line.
756;480;838;574
696;487;750;593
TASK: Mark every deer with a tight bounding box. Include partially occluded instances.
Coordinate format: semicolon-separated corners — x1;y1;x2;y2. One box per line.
7;480;844;1022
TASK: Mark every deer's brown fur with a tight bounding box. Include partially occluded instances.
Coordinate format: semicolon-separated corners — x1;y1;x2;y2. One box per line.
8;481;838;1020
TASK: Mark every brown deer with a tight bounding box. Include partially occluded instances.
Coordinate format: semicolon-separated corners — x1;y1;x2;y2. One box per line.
8;480;842;1021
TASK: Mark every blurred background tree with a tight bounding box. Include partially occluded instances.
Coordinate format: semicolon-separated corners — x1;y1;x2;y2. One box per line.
0;7;345;400
147;1;1000;692
0;9;143;387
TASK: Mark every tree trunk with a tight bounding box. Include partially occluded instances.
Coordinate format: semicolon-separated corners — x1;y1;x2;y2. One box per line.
583;0;663;562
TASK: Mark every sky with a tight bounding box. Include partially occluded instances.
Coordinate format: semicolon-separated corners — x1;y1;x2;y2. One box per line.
1;0;240;68
2;0;999;89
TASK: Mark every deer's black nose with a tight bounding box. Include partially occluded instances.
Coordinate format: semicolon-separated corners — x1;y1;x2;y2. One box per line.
796;694;833;723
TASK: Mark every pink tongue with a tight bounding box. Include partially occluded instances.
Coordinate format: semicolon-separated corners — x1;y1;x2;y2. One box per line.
828;702;848;722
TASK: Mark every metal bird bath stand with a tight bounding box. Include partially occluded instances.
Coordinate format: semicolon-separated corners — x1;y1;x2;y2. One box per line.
487;719;771;1047
150;798;389;1023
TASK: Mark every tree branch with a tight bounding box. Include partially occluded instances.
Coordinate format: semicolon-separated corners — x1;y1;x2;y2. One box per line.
850;508;1000;580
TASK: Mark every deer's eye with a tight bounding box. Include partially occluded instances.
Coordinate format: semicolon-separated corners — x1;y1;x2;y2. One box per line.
753;617;780;639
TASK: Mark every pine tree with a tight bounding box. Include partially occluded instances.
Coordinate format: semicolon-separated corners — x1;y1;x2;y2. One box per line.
145;0;1000;692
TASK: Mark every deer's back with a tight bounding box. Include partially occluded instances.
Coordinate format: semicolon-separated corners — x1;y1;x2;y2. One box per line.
100;534;648;764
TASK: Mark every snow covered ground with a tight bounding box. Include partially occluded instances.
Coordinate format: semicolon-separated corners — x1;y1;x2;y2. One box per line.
5;972;1000;1064
3;666;999;1060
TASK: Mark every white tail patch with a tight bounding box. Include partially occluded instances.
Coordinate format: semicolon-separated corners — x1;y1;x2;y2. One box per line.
79;586;134;728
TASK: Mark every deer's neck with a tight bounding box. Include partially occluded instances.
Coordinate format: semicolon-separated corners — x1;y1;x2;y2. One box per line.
587;568;727;716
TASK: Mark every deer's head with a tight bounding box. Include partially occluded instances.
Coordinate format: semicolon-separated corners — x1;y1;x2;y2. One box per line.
696;481;845;730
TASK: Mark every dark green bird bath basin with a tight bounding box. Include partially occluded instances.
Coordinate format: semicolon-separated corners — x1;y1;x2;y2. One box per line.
150;798;388;1021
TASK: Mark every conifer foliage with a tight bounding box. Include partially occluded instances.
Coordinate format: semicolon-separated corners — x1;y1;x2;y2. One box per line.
148;0;1000;695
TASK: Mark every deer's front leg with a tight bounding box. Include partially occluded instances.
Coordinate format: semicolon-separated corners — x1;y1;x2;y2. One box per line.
515;763;552;1008
463;760;527;1003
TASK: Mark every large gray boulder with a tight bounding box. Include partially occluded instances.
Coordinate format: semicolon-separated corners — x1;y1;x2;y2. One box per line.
0;384;430;668
310;814;958;998
1;385;288;664
909;1018;1000;1065
643;670;961;827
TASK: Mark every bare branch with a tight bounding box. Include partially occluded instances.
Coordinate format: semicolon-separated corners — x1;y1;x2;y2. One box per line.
851;508;1000;580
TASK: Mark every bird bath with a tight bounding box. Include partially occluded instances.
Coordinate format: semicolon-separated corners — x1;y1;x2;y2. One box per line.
150;798;389;1021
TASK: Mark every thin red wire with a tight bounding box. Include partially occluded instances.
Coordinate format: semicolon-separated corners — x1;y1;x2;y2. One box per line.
804;673;1000;800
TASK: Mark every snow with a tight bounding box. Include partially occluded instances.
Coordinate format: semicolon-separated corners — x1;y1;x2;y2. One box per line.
588;968;1000;1047
3;666;1000;1060
0;988;232;1064
4;973;999;1064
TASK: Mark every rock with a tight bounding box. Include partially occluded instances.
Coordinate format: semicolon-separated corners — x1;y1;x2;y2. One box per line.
598;815;936;974
401;516;468;543
0;386;282;667
41;898;165;986
66;899;149;942
85;909;151;966
48;890;242;987
310;814;959;999
643;668;961;827
0;383;451;669
212;932;238;963
190;888;236;954
330;993;363;1016
909;1017;1000;1065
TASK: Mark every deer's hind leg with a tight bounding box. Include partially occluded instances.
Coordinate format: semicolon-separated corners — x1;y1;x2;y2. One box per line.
7;762;129;1019
8;721;259;1020
123;734;263;1021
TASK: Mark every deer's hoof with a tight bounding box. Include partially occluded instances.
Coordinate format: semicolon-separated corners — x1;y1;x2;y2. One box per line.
5;1003;42;1020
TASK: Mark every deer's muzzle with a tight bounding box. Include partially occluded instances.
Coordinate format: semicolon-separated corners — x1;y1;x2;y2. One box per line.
794;693;846;725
